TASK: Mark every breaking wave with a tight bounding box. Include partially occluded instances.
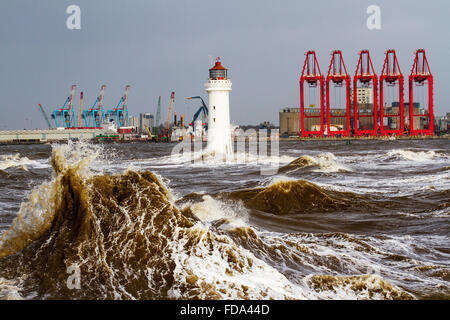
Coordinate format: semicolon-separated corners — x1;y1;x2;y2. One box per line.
281;153;351;173
226;179;365;215
305;274;412;300
387;149;447;162
0;154;48;171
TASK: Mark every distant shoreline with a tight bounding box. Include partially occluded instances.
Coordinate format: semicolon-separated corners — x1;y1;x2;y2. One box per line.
0;135;448;145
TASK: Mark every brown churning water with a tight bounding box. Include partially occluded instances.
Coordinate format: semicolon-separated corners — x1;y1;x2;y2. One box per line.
0;139;448;299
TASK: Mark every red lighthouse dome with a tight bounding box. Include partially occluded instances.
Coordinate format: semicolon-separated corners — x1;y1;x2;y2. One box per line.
209;57;228;80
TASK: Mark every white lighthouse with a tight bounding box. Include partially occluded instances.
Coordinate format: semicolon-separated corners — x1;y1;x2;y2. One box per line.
205;58;233;157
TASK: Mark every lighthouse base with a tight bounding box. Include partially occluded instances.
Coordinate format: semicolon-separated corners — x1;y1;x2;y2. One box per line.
205;132;233;160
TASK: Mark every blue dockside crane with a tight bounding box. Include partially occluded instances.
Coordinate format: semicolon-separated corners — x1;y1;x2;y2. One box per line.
37;104;53;129
186;96;208;130
106;85;130;128
51;85;77;128
82;85;106;127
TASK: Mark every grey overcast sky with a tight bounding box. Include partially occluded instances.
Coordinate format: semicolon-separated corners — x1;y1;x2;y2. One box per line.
0;0;449;129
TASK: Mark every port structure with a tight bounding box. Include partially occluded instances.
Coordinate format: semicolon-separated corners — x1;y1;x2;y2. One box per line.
106;85;130;128
300;50;324;137
164;91;175;138
326;50;350;137
77;92;84;128
37;104;53;129
82;85;106;128
51;85;77;128
409;49;433;135
152;96;162;136
353;50;378;136
186;96;208;127
380;49;404;136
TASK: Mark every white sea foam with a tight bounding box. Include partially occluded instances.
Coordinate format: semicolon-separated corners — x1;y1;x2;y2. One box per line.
314;169;450;196
259;175;297;187
170;202;396;299
188;195;249;228
311;153;352;173
168;226;310;299
387;149;442;161
0;154;49;171
0;278;23;300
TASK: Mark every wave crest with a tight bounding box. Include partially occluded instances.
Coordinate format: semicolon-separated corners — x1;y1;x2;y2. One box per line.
387;149;446;162
0;154;47;171
227;179;360;215
307;274;413;300
281;153;351;173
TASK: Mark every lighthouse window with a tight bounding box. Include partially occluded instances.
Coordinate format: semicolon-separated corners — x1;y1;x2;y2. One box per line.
209;69;227;80
213;118;216;123
213;106;216;110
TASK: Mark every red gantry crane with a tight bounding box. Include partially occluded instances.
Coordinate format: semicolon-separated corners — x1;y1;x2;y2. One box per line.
354;50;378;136
300;50;324;137
409;49;434;136
380;49;404;136
326;50;351;137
